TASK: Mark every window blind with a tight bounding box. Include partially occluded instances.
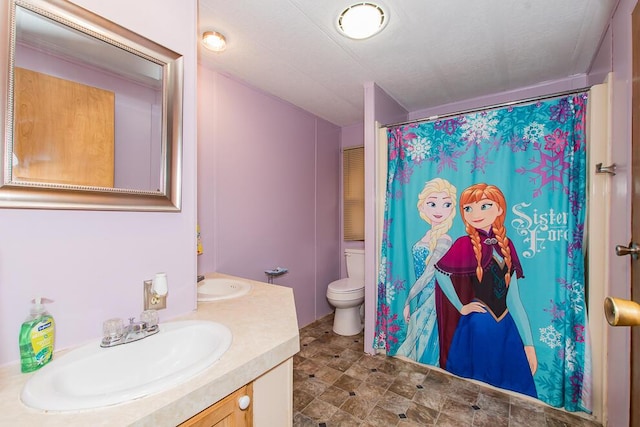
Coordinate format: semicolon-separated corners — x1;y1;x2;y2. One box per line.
343;146;364;241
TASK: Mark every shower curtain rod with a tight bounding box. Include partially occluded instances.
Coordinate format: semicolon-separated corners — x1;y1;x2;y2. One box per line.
382;86;590;128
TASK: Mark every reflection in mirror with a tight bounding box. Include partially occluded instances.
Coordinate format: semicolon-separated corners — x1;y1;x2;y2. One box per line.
2;0;183;210
13;5;163;191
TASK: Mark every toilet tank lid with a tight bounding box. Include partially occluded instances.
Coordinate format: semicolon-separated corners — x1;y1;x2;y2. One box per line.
345;248;364;255
328;278;364;292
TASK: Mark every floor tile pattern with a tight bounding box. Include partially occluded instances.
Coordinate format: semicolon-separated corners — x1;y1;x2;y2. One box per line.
293;314;602;427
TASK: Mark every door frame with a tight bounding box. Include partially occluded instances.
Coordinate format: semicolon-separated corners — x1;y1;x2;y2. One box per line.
630;4;640;425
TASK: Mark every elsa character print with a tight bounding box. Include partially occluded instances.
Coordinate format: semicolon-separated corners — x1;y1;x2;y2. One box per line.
435;183;538;398
396;178;456;366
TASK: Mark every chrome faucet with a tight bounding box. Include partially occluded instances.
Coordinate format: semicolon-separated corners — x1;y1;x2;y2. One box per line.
100;311;159;348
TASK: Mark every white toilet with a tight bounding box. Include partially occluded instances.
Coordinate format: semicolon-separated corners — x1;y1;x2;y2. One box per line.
326;248;365;336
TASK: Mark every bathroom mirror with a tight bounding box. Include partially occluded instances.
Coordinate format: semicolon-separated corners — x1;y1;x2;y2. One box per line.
0;0;183;210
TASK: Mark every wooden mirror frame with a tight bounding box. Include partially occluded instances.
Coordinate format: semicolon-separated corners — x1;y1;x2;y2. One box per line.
0;0;183;211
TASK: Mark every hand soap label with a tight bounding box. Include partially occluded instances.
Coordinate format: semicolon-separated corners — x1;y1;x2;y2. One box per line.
20;315;55;372
31;319;54;365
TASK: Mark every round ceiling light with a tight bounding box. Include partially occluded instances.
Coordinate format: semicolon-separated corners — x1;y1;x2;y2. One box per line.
337;3;387;40
202;31;227;52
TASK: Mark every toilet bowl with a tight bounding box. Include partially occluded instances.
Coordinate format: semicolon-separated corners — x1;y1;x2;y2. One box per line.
326;249;365;336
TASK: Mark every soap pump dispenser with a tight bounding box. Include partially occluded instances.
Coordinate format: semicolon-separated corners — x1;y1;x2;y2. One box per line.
19;297;55;373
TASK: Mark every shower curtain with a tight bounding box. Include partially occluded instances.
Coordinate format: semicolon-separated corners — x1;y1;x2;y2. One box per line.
373;93;591;412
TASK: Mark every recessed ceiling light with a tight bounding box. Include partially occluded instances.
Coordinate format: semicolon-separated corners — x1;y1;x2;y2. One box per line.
202;31;227;52
337;3;387;40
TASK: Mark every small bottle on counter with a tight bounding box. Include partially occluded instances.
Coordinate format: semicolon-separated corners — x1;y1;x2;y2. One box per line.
19;297;55;373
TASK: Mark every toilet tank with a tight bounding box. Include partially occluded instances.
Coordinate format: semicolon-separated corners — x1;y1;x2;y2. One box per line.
345;248;365;280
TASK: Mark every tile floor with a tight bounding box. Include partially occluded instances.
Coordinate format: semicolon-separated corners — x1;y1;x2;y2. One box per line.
293;314;602;427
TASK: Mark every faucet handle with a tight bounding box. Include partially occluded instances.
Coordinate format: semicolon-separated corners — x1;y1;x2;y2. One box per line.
140;310;159;328
103;318;124;338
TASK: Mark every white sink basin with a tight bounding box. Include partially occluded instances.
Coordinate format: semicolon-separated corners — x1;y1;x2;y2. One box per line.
198;278;252;302
21;320;232;412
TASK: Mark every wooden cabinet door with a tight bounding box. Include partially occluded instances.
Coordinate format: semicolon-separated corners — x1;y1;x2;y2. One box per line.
179;383;253;427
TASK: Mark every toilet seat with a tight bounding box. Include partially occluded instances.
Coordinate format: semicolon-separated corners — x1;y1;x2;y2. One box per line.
327;278;364;294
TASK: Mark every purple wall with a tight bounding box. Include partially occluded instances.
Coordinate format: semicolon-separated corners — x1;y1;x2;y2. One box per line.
197;67;341;328
0;0;198;367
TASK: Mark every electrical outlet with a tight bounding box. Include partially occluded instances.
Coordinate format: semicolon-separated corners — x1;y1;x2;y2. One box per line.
143;280;167;310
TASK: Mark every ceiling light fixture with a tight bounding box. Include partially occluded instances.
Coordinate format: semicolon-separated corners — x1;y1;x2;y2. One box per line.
337;2;387;40
202;31;227;52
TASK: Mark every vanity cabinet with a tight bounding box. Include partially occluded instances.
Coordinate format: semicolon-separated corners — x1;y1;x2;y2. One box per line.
178;357;293;427
253;358;293;426
179;383;253;427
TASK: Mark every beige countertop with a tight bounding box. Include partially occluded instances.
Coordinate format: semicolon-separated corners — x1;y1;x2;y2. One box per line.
0;273;300;426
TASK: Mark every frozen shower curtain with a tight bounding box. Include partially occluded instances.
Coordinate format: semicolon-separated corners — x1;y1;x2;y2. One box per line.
373;93;591;412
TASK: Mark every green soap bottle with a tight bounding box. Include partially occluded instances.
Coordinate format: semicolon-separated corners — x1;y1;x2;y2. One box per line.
19;297;55;373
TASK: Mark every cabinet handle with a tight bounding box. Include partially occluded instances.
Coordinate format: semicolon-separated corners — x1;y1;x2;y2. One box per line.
238;395;251;410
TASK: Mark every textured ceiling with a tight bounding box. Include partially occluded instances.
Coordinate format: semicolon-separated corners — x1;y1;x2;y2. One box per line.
198;0;617;127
